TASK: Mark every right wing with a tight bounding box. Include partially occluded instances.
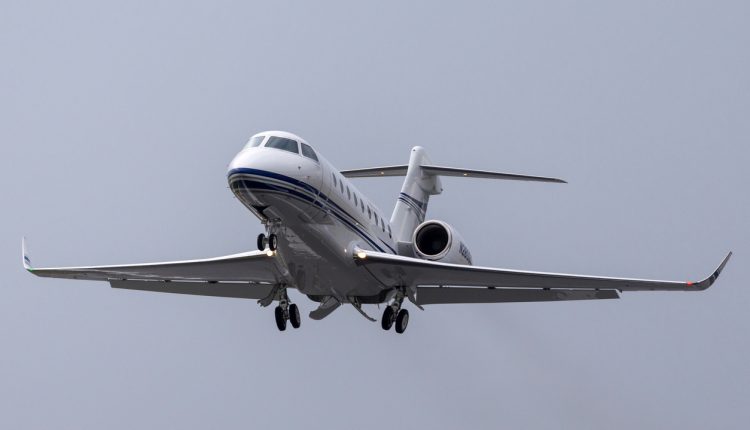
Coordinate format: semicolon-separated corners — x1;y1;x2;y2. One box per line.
23;239;282;300
353;249;732;305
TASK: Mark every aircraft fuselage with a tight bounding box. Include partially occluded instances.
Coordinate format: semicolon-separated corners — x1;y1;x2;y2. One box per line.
227;134;397;303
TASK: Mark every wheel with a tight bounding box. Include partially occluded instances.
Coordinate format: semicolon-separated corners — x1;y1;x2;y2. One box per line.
268;234;278;251
395;309;409;334
274;306;287;331
381;306;395;330
257;233;266;251
289;303;301;329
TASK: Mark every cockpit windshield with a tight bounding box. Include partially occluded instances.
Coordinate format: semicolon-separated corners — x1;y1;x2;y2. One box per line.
244;135;266;150
300;143;319;161
265;136;299;154
242;133;318;161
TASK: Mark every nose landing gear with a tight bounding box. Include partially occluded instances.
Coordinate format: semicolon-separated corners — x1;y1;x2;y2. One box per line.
256;233;278;252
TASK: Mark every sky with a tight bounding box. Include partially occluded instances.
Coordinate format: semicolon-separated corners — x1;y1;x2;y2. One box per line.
1;1;749;429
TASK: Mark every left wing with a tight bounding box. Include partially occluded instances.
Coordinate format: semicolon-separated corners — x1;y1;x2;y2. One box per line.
353;249;731;305
23;239;282;300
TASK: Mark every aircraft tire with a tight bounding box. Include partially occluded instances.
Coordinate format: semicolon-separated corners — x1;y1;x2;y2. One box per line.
269;234;278;251
289;303;301;329
395;309;409;334
381;306;395;330
274;306;287;331
257;233;266;251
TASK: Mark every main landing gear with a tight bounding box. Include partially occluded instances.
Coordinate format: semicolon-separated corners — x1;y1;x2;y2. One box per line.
274;302;301;331
381;289;410;334
259;285;301;332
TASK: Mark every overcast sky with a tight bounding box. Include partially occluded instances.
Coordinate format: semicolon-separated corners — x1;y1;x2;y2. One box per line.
2;1;749;429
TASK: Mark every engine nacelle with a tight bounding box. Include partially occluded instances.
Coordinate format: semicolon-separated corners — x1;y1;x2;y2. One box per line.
412;220;473;265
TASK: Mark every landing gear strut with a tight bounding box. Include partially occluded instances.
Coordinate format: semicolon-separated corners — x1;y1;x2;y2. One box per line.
381;288;410;334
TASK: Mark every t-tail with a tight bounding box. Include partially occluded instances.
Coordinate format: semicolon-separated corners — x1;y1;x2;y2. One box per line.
340;146;566;243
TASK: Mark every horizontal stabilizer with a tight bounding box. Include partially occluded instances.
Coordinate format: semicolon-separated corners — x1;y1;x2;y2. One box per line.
341;164;565;183
340;165;409;177
421;165;566;183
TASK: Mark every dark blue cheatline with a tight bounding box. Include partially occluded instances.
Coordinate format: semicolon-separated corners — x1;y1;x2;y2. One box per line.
228;168;396;254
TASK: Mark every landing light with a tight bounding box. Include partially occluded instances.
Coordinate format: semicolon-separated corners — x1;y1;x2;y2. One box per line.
356;251;367;259
266;250;274;257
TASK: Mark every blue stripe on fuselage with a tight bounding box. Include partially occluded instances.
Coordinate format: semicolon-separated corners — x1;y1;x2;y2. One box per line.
228;168;395;254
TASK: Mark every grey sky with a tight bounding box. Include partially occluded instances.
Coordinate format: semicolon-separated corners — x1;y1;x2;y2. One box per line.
2;1;748;429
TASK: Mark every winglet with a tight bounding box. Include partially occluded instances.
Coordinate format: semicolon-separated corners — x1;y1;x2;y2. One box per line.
22;237;33;271
692;251;732;290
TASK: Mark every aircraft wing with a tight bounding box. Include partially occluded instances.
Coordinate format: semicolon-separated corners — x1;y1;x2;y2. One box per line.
353;249;731;305
22;239;282;300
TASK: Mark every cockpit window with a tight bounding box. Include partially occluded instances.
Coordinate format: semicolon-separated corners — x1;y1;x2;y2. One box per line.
265;136;299;154
300;143;319;162
245;135;266;149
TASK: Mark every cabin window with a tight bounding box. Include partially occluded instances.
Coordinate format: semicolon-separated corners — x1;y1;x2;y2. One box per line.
388;225;392;238
367;206;372;219
361;200;365;212
265;136;299;154
339;179;344;194
332;173;337;187
346;186;351;200
381;218;385;232
353;193;358;205
300;143;319;162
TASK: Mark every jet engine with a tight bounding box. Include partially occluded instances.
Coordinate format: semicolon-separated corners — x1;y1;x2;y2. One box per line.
412;220;473;265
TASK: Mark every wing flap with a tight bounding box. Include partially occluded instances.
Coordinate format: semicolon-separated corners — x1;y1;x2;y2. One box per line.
110;280;274;300
355;249;731;292
416;287;619;305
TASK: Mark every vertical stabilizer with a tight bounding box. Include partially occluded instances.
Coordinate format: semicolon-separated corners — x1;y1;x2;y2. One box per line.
390;147;442;242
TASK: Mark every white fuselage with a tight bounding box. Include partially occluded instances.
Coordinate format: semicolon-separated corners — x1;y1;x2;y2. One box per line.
227;136;397;303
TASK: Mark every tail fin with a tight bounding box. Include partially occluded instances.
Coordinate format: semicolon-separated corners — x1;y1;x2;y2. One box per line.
340;147;566;243
390;147;442;242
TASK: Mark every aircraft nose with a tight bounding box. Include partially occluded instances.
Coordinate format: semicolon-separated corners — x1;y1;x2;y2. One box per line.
227;150;260;180
227;147;287;180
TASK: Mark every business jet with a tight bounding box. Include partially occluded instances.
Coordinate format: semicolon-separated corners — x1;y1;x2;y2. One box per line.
23;131;731;333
